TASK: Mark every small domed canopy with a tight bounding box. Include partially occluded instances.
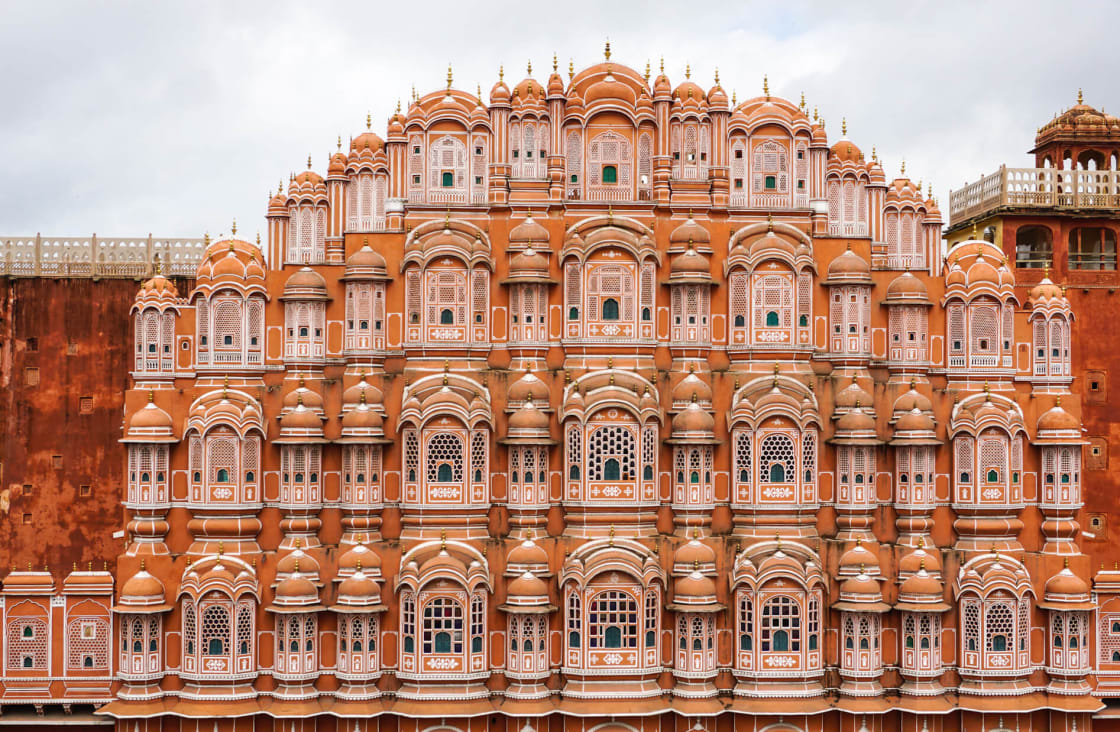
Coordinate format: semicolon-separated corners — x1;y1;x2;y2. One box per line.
1036;398;1086;445
669;214;711;248
503;245;555;285
943;241;1017;304
132;274;181;313
396;540;490;593
824;247;873;285
899;539;942;577
671;367;713;407
122;395;177;443
281;266;330;301
192;238;267;298
668;246;712;283
270;569;322;612
506;396;553;443
179;555;258;601
560;538;664;590
672;534;717;576
669;570;720;611
726;220;816;275
831;404;880;445
560;369;662;426
507;535;550;577
114;566;171;613
186;389;265;438
501;571;554;613
669;398;717;443
954;552;1033;600
730;539;824;591
895;565;950;613
342;374;385;413
338;541;383;581
884;271;932;306
339;397;386;441
509;212;550;246
342;242;390;281
1040;563;1094;610
332;566;385;613
835;569;889;612
729;374;820;431
830;137;863;164
275;394;326;444
507;369;548;406
276;543;320;580
838;540;879;578
399;372;492;429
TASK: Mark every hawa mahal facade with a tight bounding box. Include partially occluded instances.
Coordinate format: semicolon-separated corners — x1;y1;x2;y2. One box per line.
3;48;1120;732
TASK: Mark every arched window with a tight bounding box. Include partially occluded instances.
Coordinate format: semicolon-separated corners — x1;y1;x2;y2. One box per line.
602;298;620;320
588;590;638;650
422;597;464;655
758;433;795;485
604;458;621;480
1069;227;1118;270
761;595;800;653
602;165;618;184
1015;226;1053;268
766;311;779;327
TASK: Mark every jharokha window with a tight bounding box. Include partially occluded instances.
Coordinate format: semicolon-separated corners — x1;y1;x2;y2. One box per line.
563;249;656;341
563;581;660;673
399;589;487;677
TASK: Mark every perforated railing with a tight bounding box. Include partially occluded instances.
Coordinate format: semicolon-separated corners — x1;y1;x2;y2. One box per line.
0;234;206;278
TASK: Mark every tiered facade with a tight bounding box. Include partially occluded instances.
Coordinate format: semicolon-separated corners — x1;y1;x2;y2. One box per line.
0;51;1112;731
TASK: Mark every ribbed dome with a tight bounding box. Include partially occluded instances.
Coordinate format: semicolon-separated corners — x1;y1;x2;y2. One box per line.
669;215;710;245
898;566;942;598
509;247;550;276
1038;401;1079;431
671;398;715;435
509;398;551;432
274;571;318;605
509;212;549;244
507;571;549;599
885;271;930;303
672;368;712;405
826;247;872;283
119;569;165;605
675;570;717;600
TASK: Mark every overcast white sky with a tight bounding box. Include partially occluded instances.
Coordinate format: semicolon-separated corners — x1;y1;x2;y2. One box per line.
1;0;1115;238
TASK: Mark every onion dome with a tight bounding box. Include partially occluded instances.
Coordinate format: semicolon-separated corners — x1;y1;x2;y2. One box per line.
335;565;383;609
507;534;549;575
669;214;711;248
746;228;797;260
838;539;879;578
672;367;712;407
276;540;321;580
283;379;324;412
350;131;385;154
547;62;565;97
386;109;404;137
123;394;176;442
639;385;659;414
342;374;384;412
508;246;551;282
281;266;329;301
672;568;718;608
824;246;872;285
836;567;885;610
272;567;320;610
505;571;551;610
830;136;863;163
3;566;54;594
1036;398;1084;444
884;271;931;305
268;188;288;217
508;396;551;438
584;66;638;106
338;542;382;581
811;121;828;145
1041;561;1094;611
512;65;544;106
891;404;938;445
898;539;941;576
887;176;923;204
672;534;716;575
278;396;325;439
341;394;384;436
835;377;874;411
507;369;547;405
328;152;347;176
671;395;716;438
194;238;266;287
892;382;933;416
114;565;170;612
707;73;729;110
868;157;886;185
834;403;877;435
668;245;711;283
509;211;550;245
490;73;511;105
896;564;948;611
342;242;389;281
133;273;180;310
1027;274;1069;311
652;65;671;98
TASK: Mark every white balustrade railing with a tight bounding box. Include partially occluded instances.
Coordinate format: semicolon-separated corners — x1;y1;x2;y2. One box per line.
1;235;206;278
950;166;1120;224
828;222;870;237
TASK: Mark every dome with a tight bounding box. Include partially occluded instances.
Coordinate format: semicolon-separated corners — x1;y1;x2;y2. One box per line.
508;535;549;571
343;374;384;410
1046;564;1090;598
1038;401;1079;431
835;378;874;410
509;212;550;244
839;540;879;574
672;398;715;435
672;368;712;405
826;247;872;283
134;274;180;308
669;215;711;246
830;138;863;163
673;536;716;572
509;247;550;277
745;230;797;259
336;567;381;606
328;152;347;175
835;404;877;433
419;548;467;578
489;74;511;105
669;246;710;279
885;271;930;304
895;406;935;434
280;401;323;431
282;267;329;299
893;384;933;415
338;542;382;579
341;399;383;431
584;68;639;106
508;398;551;432
508;370;547;404
1028;276;1066;307
839;571;881;598
675;570;717;601
507;571;549;600
283;380;324;411
195;238;266;287
276;543;320;578
274;572;319;606
350;131;385;153
344;243;389;280
898;566;943;599
118;568;165;606
126;398;174;439
899;540;941;575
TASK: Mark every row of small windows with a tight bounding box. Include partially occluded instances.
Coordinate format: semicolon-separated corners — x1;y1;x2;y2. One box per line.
1014;226;1118;270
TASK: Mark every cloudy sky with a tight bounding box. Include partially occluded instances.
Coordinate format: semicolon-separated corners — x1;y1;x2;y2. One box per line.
1;0;1114;238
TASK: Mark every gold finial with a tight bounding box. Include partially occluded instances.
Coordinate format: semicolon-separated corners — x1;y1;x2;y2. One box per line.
644;59;650;82
693;528;700;540
411;83;417;101
440;528;447;550
147;389;154;403
217;540;224;556
604;38;611;61
231;219;237;236
775;533;782;550
527;60;532;76
799;91;805;109
871;146;877;162
714;67;720;85
140;559;145;572
842;117;847;136
294;559;300;574
306;154;312;169
395;98;401;115
685;63;691;79
553;53;558;73
763;75;769;98
366;111;372;130
356;560;362;573
568;58;574;79
1064;557;1070;569
917;536;925;548
499;64;504;82
732;90;736;105
919;558;925;572
446;63;453;91
336;135;342;151
477;83;483;105
72;562;77;571
608;524;615;545
527;528;534;540
767;213;774;232
900;158;906;175
1078;88;1083;104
